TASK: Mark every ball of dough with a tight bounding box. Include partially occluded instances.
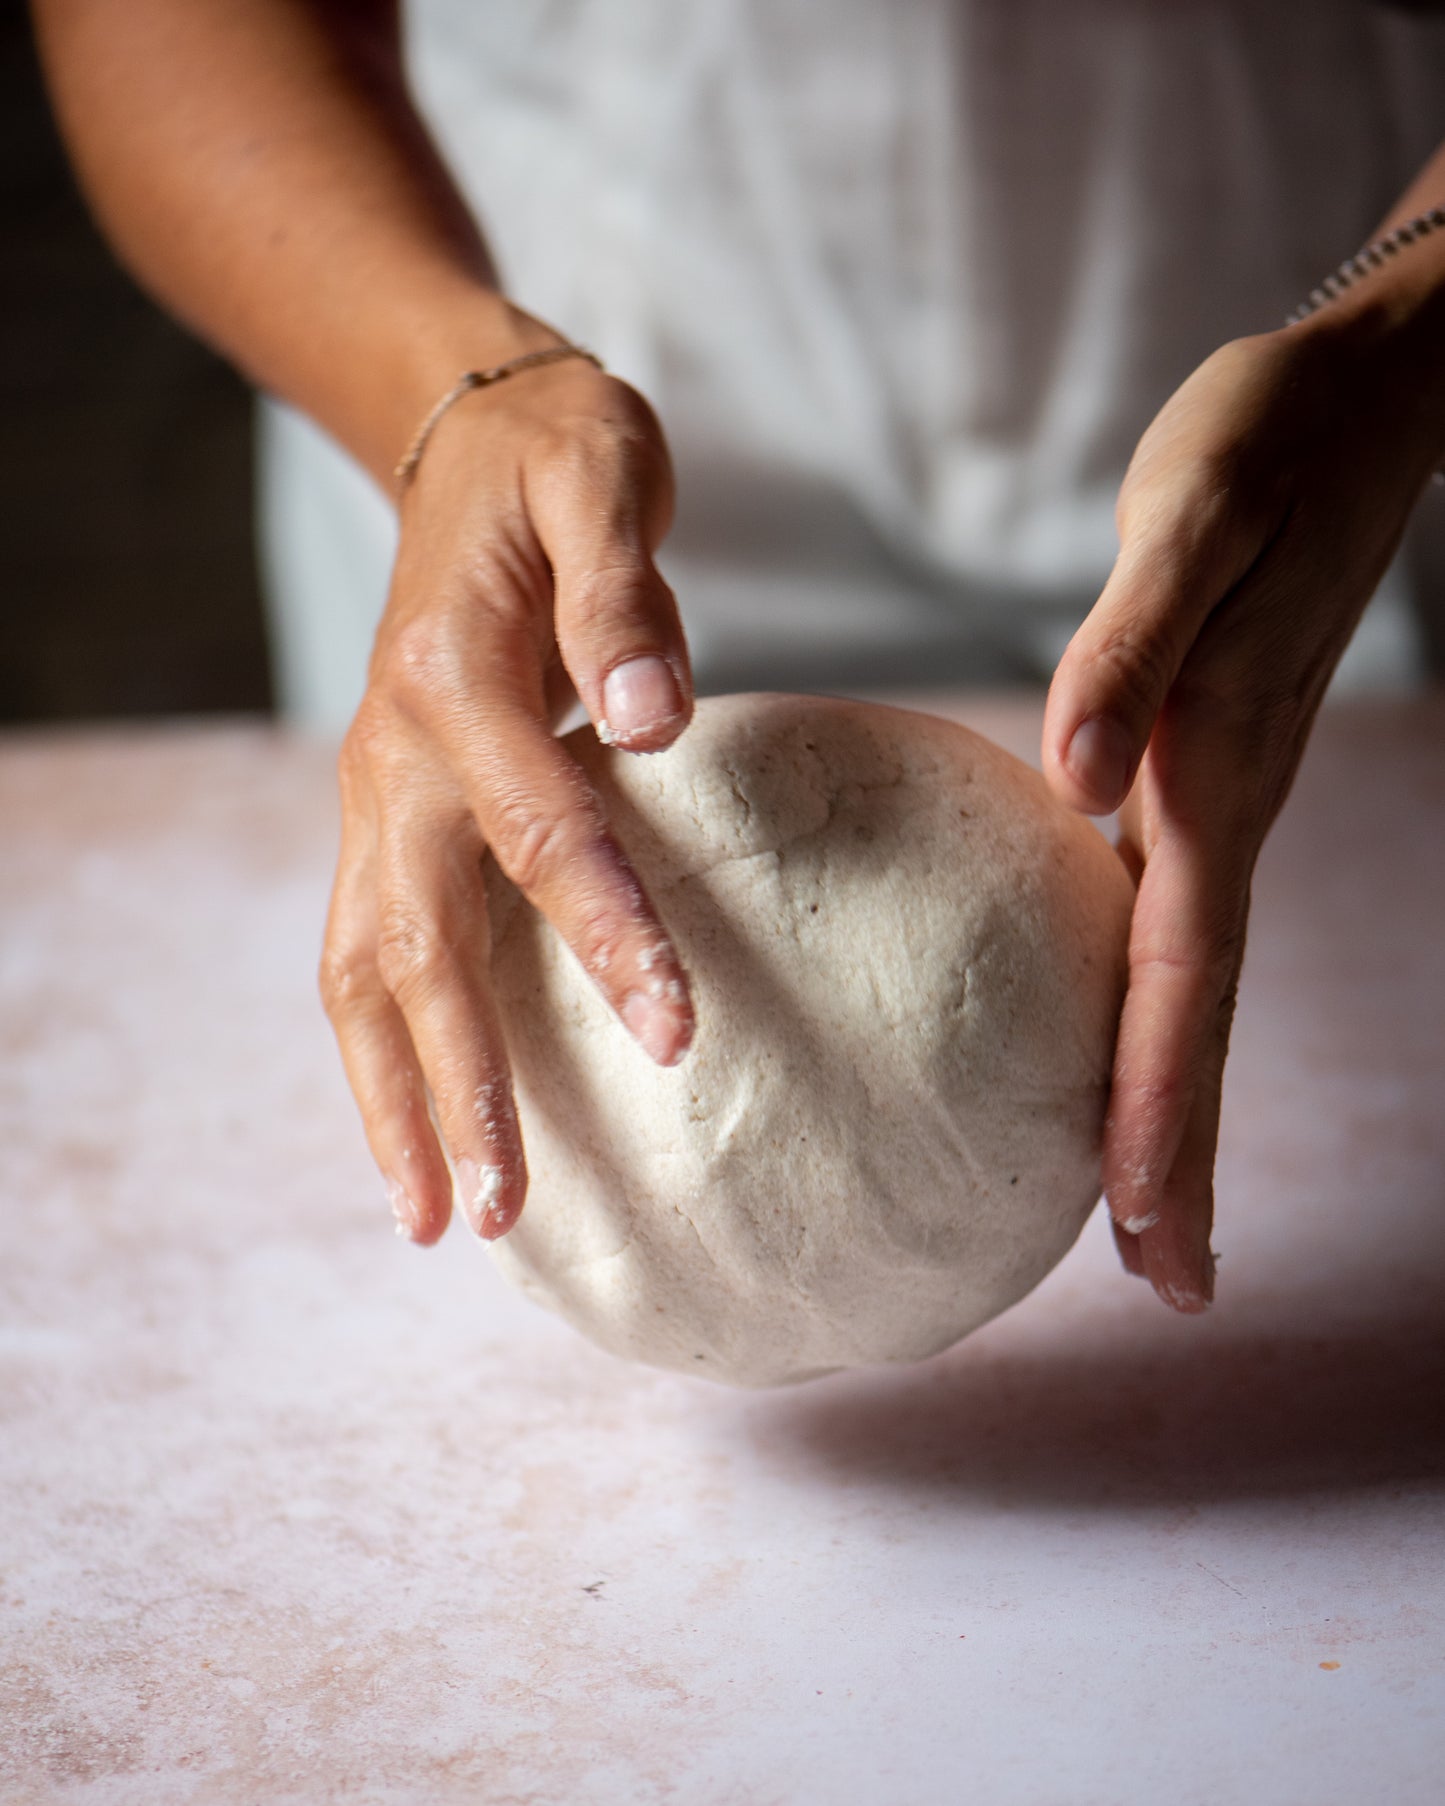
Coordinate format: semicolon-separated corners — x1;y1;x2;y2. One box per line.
485;694;1133;1388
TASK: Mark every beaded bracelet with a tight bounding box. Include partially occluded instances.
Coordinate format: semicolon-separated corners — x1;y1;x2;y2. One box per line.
1286;205;1445;325
1287;205;1445;482
394;344;604;490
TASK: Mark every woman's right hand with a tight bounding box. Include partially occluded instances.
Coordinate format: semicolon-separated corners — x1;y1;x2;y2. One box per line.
320;350;696;1246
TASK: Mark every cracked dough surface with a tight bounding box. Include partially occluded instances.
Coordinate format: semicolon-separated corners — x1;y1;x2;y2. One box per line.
486;694;1133;1387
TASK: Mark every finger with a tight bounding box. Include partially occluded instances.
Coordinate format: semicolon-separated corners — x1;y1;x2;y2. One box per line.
474;703;694;1064
1101;752;1250;1311
370;775;528;1241
530;413;693;754
1043;484;1271;815
1099;509;1335;1308
329;975;458;1247
1136;1007;1232;1313
1107;784;1146;1283
383;616;695;1068
319;779;454;1246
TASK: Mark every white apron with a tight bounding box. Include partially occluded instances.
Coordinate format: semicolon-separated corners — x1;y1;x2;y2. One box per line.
259;0;1445;726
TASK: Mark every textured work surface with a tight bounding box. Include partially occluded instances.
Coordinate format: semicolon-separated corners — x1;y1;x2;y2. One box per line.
2;695;1443;1806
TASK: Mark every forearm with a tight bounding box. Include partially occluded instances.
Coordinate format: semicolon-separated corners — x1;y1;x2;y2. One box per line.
32;0;557;486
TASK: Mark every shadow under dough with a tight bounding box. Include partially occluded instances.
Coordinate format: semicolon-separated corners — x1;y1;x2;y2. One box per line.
743;1252;1445;1510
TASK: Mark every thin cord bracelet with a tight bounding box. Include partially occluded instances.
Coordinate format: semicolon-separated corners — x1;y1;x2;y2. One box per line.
394;344;604;490
1285;205;1445;326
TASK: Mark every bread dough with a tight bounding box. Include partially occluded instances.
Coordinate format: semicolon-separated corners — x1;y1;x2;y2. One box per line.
486;694;1133;1387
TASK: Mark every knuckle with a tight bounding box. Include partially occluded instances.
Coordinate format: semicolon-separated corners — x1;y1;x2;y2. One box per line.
566;559;668;635
318;941;373;1019
370;582;543;726
1132;930;1242;1003
602;376;666;439
374;899;452;1002
340;695;394;781
341;706;419;812
1086;629;1176;722
375;614;459;715
489;801;574;897
1116;440;1250;559
545;392;671;492
575;378;666;452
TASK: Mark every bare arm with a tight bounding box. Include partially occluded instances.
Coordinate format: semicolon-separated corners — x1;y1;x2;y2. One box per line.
35;0;697;1244
33;0;546;480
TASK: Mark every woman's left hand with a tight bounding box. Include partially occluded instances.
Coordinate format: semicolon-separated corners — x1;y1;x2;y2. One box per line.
1042;307;1445;1312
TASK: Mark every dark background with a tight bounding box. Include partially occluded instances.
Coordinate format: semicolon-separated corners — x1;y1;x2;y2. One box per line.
1;10;272;725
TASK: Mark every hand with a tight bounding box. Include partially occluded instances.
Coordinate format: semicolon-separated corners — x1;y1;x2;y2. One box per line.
320;355;696;1246
1042;313;1444;1312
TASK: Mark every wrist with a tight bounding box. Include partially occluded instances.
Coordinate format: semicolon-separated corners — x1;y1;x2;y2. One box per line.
367;282;576;488
1288;237;1445;478
394;344;605;491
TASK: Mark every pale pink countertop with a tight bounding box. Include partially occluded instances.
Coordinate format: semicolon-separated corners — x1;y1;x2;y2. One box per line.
2;693;1442;1806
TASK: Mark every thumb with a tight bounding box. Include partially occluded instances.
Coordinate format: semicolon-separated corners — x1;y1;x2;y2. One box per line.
1043;491;1268;815
531;412;693;756
554;538;693;755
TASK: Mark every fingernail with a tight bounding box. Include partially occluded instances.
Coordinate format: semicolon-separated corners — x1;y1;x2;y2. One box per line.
1157;1278;1211;1315
386;1177;422;1242
1103;1190;1159;1238
1155;1236;1216;1311
621;989;689;1065
1174;1237;1218;1309
1111;1222;1148;1279
1065;716;1133;811
600;656;682;746
455;1155;510;1240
